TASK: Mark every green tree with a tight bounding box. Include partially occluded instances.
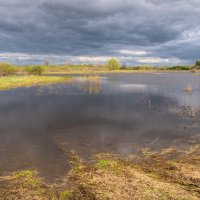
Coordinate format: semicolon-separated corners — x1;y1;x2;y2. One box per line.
107;58;120;70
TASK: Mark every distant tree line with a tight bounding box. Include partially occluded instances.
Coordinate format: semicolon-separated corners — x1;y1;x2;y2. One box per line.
0;59;200;76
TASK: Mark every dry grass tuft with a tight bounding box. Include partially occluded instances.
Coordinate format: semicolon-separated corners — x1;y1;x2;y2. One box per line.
184;84;193;95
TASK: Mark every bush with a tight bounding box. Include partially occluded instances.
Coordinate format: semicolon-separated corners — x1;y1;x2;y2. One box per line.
0;63;16;76
107;58;120;70
25;66;43;75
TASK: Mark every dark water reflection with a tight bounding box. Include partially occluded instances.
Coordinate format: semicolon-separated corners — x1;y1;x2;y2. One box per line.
0;73;200;179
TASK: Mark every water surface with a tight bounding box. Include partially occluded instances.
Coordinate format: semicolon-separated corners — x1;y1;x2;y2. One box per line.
0;73;200;179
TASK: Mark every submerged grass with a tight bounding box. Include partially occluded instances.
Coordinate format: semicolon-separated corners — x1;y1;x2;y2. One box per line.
0;144;199;200
0;75;71;90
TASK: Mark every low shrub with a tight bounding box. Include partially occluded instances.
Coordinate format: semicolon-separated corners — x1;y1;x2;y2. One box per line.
25;65;43;75
0;63;16;76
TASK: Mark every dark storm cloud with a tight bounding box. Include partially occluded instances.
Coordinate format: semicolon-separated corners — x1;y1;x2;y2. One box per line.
0;0;200;64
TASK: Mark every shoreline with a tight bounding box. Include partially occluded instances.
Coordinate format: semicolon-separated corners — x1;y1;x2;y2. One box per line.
0;143;199;200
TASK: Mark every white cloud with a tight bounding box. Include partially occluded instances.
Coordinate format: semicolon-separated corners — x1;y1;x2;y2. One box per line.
0;52;185;66
119;50;148;56
138;57;181;64
75;56;110;62
0;0;199;64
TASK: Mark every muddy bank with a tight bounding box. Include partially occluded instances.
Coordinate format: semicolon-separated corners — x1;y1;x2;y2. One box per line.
0;142;199;200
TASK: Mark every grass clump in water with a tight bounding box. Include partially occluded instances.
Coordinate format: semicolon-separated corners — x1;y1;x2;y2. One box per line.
184;85;193;96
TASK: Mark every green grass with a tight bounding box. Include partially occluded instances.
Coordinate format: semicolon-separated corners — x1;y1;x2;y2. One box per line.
95;160;118;170
60;190;73;199
14;169;38;179
13;170;42;187
0;75;71;90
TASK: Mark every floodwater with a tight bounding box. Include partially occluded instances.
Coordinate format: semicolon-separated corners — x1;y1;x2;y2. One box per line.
0;73;200;179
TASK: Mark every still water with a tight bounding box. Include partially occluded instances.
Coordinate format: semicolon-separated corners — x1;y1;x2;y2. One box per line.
0;73;200;179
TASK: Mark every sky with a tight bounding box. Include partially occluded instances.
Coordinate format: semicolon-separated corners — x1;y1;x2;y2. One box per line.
0;0;200;65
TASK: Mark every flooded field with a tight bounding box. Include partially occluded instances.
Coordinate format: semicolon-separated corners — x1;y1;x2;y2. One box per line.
0;73;200;179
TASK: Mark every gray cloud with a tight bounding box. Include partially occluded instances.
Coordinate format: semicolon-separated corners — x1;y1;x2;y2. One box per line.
0;0;200;65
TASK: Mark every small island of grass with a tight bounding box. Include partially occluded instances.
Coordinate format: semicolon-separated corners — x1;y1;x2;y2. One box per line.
0;76;70;91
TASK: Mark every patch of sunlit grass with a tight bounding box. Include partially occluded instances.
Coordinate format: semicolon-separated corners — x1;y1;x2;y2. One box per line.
0;75;71;90
13;170;42;187
59;190;73;199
